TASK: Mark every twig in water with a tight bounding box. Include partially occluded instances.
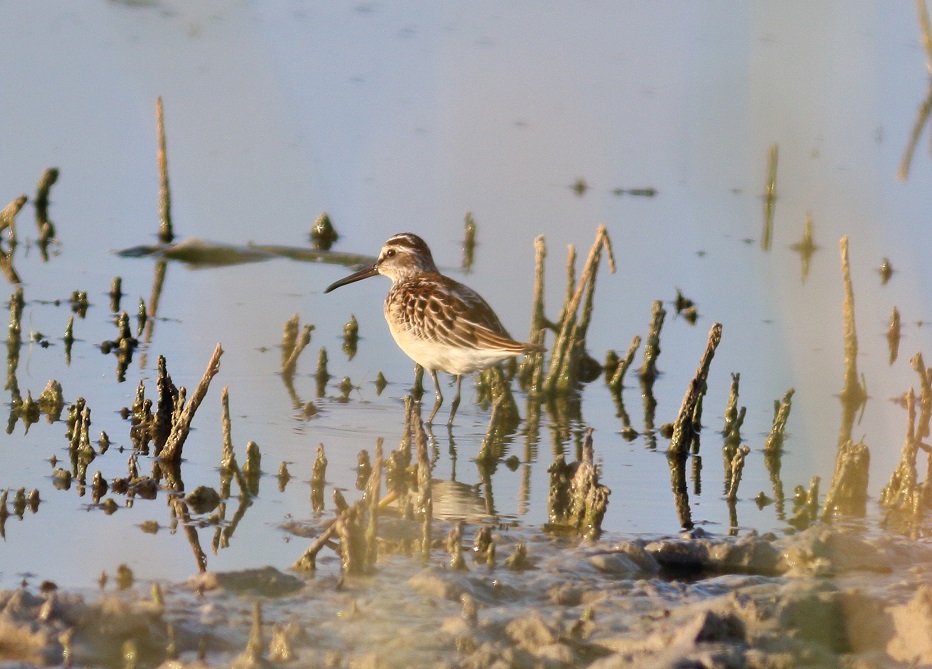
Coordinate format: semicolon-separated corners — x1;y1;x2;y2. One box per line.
160;343;224;463
762;144;778;251
667;323;723;458
763;389;795;456
0;195;27;244
156;97;174;243
838;236;867;447
888;307;902;365
34;168;59;212
282;315;314;378
542;225;615;394
726;445;751;502
461;212;476;271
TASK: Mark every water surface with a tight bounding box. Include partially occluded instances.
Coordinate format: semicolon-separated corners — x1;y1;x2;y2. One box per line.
0;1;930;592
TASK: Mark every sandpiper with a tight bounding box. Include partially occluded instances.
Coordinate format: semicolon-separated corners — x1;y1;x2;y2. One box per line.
325;233;544;426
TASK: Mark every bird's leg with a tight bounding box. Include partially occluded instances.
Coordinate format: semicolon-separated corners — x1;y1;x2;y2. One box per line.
426;368;443;425
447;375;462;427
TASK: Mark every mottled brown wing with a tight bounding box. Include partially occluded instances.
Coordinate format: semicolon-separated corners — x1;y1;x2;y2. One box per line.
395;274;533;352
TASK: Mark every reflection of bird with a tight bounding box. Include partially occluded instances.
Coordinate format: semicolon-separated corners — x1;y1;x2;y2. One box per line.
325;233;545;426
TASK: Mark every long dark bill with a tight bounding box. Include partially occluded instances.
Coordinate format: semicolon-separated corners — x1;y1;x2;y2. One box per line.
324;263;379;293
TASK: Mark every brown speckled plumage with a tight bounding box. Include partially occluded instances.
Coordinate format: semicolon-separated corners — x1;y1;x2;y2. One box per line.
325;233;544;426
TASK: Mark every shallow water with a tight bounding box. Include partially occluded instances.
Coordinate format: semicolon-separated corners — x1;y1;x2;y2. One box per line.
0;0;930;628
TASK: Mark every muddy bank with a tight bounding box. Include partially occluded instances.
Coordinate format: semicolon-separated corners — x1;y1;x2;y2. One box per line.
1;522;929;668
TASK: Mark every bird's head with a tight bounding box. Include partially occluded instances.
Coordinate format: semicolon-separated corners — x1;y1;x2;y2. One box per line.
324;232;438;292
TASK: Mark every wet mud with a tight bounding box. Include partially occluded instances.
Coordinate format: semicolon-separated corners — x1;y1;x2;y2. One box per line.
1;521;929;668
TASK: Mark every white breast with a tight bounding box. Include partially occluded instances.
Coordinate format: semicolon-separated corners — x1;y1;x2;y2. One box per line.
386;319;516;375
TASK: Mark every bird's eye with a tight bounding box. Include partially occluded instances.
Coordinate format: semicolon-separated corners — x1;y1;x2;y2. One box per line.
386;249;396;258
